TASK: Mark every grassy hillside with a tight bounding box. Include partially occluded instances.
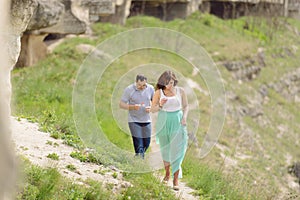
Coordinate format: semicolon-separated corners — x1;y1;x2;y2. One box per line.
12;12;300;199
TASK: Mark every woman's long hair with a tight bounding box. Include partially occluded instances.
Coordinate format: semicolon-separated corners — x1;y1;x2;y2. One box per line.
155;70;178;90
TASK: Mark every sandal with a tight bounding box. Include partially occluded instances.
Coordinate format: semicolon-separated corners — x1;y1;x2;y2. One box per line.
162;176;170;184
173;179;179;191
173;185;179;191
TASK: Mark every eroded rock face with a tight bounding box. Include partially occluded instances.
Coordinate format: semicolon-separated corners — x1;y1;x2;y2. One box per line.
10;0;38;34
76;0;115;23
16;0;90;68
16;34;48;68
269;68;300;102
223;61;263;81
16;0;116;68
129;0;202;21
100;0;131;25
27;0;64;31
33;0;86;34
288;162;300;184
0;0;37;199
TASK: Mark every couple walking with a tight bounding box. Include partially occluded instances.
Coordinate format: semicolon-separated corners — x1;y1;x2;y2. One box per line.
119;70;189;190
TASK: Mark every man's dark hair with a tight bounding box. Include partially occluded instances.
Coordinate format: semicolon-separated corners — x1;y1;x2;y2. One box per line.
136;74;147;82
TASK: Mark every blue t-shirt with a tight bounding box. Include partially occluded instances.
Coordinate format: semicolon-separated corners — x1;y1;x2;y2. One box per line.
121;83;154;123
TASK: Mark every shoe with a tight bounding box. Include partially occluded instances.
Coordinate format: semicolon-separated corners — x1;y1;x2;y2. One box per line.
134;153;144;159
173;179;179;191
173;185;179;191
162;176;169;184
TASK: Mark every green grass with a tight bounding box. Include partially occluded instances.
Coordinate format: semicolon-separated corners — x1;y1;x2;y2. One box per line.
123;13;259;61
121;173;178;200
11;12;300;199
46;153;59;161
182;153;247;200
17;158;113;200
66;164;76;171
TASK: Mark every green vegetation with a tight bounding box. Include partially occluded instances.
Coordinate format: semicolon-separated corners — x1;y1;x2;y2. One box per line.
70;151;98;163
66;164;76;171
46;153;59;161
17;159;113;200
12;12;300;199
121;173;177;200
183;153;246;199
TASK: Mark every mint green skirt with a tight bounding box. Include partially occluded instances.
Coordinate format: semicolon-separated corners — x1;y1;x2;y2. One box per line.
156;110;188;178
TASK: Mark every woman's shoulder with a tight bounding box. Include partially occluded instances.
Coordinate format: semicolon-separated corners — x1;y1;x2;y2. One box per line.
154;89;161;95
175;87;186;97
155;89;162;93
176;86;184;92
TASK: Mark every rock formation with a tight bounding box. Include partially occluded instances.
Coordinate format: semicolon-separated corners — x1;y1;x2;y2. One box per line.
15;0;117;68
101;0;132;25
15;0;88;68
200;0;300;19
72;0;114;31
0;0;37;199
129;0;202;21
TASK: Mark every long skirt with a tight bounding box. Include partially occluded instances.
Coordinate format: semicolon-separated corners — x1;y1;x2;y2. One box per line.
156;110;188;178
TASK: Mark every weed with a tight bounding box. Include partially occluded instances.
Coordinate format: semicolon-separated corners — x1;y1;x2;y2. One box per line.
47;153;59;161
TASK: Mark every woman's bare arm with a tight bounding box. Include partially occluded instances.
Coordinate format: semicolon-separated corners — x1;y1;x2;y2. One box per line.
180;87;188;125
150;90;161;113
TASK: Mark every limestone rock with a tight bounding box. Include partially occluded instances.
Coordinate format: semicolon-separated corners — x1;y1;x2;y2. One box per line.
130;0;202;21
27;0;64;31
71;0;114;33
269;68;300;102
15;34;48;68
10;0;38;34
100;0;132;25
0;0;37;198
16;0;91;68
38;0;86;34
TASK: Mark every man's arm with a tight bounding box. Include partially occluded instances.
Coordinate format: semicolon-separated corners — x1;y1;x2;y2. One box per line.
119;100;140;111
120;87;134;110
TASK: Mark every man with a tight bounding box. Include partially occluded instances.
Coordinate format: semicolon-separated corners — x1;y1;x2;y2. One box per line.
119;74;154;158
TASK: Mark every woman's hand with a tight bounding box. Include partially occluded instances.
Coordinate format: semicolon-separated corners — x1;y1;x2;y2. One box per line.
159;98;168;107
181;118;186;126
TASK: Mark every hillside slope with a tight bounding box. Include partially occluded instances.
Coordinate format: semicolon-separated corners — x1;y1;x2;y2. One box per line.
12;12;300;199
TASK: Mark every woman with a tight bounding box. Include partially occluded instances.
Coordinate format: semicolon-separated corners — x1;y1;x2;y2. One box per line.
151;70;188;191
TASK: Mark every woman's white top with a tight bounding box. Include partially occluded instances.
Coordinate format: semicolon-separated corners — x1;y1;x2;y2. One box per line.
160;87;182;112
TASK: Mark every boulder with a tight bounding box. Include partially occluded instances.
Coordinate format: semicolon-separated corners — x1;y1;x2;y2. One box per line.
36;0;86;34
27;0;65;31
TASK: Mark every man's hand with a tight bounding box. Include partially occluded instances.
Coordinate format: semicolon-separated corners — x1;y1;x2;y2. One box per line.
132;104;141;110
145;106;151;113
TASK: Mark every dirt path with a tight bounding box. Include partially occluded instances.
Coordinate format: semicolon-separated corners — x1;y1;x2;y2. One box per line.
11;116;198;199
10;117;131;193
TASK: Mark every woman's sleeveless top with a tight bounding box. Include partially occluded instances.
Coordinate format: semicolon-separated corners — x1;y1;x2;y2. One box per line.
160;87;182;112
